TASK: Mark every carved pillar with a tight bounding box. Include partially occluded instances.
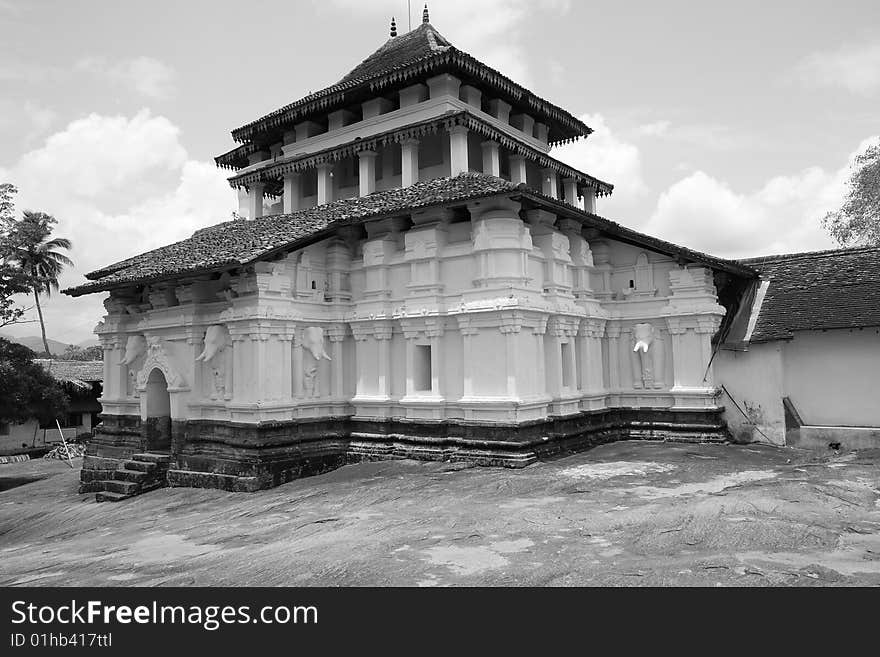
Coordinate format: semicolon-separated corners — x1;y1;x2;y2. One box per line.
499;319;521;399
579;318;606;394
317;164;333;205
458;318;478;399
426;319;444;398
449;125;469;176
509;154;527;185
605;323;622;390
327;324;347;400
401;138;420;188
533;319;548;398
375;322;393;400
481;140;500;176
358;150;377;197
283;172;301;213
291;326;304;399
546;317;566;397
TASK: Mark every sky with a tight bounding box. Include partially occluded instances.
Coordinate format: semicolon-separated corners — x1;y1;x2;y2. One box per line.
1;0;878;344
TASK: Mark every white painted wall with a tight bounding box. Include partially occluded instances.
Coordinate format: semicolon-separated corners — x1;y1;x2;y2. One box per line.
717;328;880;445
716;343;786;445
783;329;880;427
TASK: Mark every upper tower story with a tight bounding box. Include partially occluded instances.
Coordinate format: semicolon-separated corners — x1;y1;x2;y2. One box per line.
215;6;613;220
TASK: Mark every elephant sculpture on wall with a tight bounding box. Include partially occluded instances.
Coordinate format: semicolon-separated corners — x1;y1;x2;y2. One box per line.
630;323;664;390
196;325;231;400
119;335;147;398
196;324;230;363
301;326;331;398
119;335;147;366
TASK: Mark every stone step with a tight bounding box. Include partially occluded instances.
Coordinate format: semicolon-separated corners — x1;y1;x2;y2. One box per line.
131;452;172;465
95;490;130;503
124;460;158;473
102;479;141;496
114;468;151;483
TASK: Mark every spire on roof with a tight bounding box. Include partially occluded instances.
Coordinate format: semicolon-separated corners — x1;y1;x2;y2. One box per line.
390;17;397;38
423;4;429;24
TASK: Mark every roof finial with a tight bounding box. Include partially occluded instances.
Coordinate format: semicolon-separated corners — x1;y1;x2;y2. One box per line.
390;17;397;37
423;4;429;24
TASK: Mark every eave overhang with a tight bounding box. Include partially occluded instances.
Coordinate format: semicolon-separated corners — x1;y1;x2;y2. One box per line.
221;110;614;199
228;48;590;149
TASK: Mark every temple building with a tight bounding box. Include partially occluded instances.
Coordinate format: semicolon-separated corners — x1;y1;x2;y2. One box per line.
65;10;759;500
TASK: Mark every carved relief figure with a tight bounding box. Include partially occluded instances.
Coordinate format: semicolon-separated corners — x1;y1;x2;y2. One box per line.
630;323;664;389
196;325;231;400
301;326;331;397
128;369;139;398
119;335;147;398
302;326;331;361
119;335;147;366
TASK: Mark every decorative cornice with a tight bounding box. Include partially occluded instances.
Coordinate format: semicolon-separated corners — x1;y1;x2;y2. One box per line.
222;110;613;198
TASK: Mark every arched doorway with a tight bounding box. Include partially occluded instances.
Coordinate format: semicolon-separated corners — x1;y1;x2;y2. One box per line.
144;368;172;452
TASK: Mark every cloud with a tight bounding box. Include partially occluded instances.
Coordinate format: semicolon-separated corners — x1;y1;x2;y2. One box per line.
1;111;234;343
640;137;880;259
794;41;880;95
319;0;571;88
635;118;761;152
75;56;176;99
551;113;647;215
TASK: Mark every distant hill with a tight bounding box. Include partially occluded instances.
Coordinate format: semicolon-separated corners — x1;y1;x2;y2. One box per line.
77;339;100;349
0;334;74;356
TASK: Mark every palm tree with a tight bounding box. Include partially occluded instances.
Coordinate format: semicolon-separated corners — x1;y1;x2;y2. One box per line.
11;211;73;356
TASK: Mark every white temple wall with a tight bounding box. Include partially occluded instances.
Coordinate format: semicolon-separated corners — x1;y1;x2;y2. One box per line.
95;200;729;427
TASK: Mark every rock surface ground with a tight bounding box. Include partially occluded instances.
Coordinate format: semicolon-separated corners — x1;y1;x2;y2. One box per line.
1;441;879;586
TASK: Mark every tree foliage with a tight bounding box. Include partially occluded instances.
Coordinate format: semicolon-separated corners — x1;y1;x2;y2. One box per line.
0;337;69;425
4;211;73;354
0;184;29;328
823;142;880;246
62;344;103;361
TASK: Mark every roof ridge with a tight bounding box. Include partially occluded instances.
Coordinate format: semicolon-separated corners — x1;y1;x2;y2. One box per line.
740;245;880;264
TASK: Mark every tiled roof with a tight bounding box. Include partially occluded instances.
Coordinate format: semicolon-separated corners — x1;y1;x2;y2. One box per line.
338;23;452;84
229;23;590;146
741;246;880;342
64;173;753;298
66;174;519;295
35;359;103;386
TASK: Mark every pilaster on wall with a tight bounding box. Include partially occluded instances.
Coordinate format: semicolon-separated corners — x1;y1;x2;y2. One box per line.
350;320;395;409
545;315;581;416
662;266;727;409
469;200;533;293
360;217;407;310
558;219;595;300
578;317;606;400
526;209;574;298
404;208;451;300
225;311;297;407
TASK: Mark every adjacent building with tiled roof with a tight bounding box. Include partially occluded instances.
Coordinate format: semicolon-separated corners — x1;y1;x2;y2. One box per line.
740;247;880;342
1;361;103;454
65;8;786;499
717;247;880;449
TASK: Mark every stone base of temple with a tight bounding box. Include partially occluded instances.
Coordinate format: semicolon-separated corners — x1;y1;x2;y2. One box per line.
78;414;144;493
80;408;730;494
